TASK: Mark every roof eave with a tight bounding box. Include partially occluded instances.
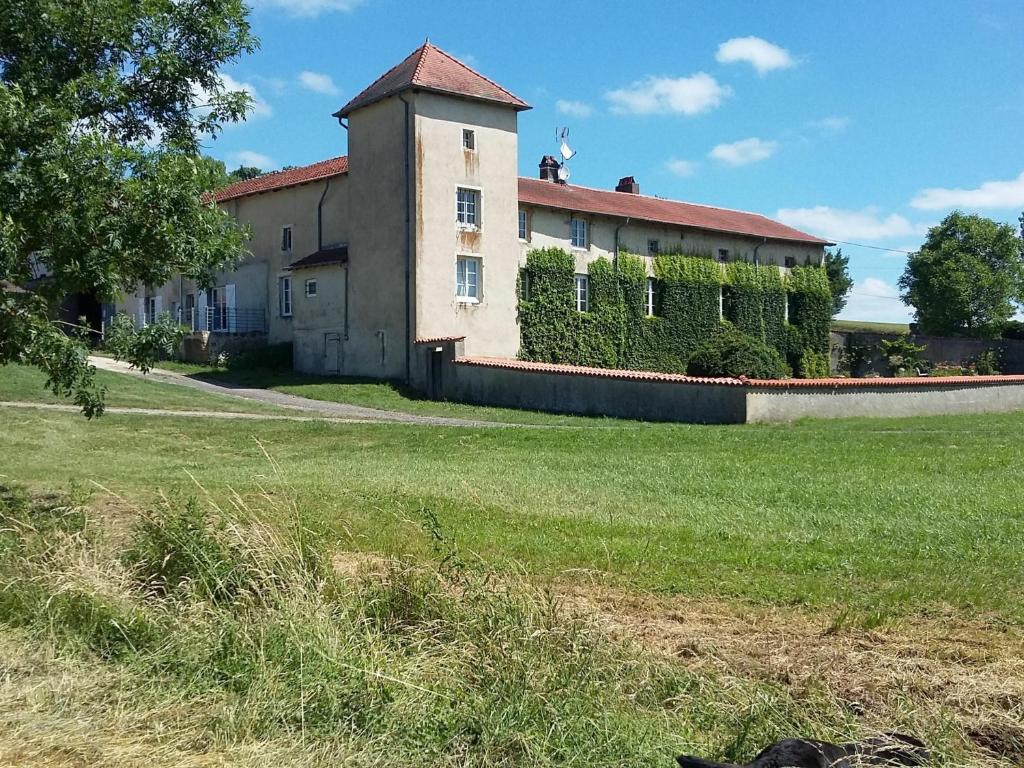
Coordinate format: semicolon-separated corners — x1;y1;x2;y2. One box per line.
335;85;531;119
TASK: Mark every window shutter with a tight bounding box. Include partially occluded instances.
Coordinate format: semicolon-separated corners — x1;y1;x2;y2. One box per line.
137;297;146;327
226;284;236;332
196;291;208;331
153;296;162;317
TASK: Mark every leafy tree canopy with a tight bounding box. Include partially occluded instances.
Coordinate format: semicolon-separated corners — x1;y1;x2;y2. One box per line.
1;0;257;415
824;247;853;316
898;212;1024;338
227;165;264;181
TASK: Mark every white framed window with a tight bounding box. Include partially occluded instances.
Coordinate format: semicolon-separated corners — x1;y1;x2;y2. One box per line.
210;285;230;331
575;274;589;312
519;268;530;301
279;276;292;317
645;278;656;317
784;256;796;268
144;296;157;325
570;217;588;249
462;128;475;150
518;209;529;241
183;292;195;325
456;256;481;302
456;187;479;227
717;248;729;262
304;278;318;298
281;226;293;253
648;239;660;256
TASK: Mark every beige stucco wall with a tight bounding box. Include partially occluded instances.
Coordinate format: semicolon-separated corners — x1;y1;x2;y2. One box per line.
291;264;347;375
412;93;522;365
345;96;410;380
522;205;825;273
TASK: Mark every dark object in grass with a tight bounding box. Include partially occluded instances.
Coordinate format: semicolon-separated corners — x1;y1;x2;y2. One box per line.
676;732;929;767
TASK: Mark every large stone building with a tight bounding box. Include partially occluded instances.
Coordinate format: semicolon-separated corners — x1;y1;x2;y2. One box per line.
120;43;830;387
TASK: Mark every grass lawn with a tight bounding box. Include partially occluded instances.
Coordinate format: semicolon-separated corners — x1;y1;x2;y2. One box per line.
2;404;1022;623
0;363;287;415
157;359;601;425
832;319;911;334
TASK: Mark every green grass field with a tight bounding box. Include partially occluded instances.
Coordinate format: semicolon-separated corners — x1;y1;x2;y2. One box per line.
2;365;1022;767
0;363;285;414
832;320;911;334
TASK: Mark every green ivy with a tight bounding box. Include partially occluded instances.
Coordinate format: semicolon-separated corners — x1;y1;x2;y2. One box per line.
518;248;831;377
787;266;832;357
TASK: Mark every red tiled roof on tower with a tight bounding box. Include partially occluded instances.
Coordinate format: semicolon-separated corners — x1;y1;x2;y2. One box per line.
212;156;349;203
334;42;530;118
518;178;832;246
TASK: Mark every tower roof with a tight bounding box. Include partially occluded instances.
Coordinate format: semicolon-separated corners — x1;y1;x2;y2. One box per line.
334;42;530;118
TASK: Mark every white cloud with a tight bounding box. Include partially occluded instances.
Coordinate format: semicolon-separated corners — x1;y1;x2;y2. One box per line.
709;137;778;166
298;70;340;96
229;150;276;169
909;170;1024;211
605;73;731;116
807;115;849;132
556;99;594;118
838;277;913;324
775;205;926;242
665;158;698;177
715;36;796;75
248;0;363;17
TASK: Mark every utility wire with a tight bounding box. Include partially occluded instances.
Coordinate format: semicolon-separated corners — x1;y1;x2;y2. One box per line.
829;240;916;254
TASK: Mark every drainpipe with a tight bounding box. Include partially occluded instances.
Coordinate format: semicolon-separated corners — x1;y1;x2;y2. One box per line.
398;93;412;385
752;236;767;267
316;178;331;251
613;217;631;359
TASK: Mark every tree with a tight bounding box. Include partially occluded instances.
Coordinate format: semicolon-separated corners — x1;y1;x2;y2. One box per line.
227;165;264;181
823;247;853;316
898;211;1024;337
1;0;257;415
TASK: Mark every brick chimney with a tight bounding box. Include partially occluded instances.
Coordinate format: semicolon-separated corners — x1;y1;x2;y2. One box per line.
539;155;560;182
615;176;640;194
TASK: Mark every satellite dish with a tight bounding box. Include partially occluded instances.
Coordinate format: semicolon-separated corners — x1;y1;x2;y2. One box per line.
556;164;570;182
559;140;575;161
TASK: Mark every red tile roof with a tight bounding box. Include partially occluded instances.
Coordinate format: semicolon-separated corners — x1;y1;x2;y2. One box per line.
519;178;832;246
213;156;349;203
456;356;1024;389
335;43;530;118
415;335;466;345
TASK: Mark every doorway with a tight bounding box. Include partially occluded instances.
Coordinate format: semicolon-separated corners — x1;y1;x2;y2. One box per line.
324;333;342;375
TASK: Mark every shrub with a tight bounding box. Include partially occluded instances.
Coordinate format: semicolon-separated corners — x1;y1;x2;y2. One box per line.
972;348;1001;375
1000;320;1024;340
879;337;928;376
687;327;791;379
797;348;831;379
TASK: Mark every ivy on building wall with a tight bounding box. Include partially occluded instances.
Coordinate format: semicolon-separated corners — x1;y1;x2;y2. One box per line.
518;248;831;377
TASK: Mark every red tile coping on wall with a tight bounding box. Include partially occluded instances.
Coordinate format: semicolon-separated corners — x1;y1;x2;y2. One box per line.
415;335;466;345
455;356;1024;389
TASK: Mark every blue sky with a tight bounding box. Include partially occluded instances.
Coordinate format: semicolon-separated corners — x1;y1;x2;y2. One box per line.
209;0;1024;322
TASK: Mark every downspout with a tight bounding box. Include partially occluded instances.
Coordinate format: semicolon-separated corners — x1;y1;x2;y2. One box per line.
398;93;412;385
752;236;767;267
613;217;631;360
316;178;331;251
336;117;349;340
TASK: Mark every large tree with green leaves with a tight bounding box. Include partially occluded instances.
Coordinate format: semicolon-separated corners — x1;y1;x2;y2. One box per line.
823;247;852;316
898;211;1024;337
1;0;257;415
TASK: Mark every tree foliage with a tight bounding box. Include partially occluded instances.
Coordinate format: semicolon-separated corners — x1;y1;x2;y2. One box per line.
898;212;1024;337
1;0;257;414
824;247;853;316
228;165;264;181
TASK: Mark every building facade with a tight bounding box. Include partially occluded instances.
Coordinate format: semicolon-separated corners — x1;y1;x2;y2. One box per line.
118;43;830;386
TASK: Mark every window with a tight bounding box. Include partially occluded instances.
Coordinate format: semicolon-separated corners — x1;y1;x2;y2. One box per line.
279;276;292;317
647;239;660;256
518;209;528;241
211;286;228;331
462;129;475;150
645;278;656;317
519;268;530;300
784;256;796;268
717;248;729;262
281;226;292;252
570;218;588;249
456;187;479;227
575;274;589;312
183;292;195;325
456;256;481;302
144;296;157;325
304;278;318;298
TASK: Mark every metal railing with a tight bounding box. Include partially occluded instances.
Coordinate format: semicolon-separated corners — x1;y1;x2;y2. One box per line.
175;307;267;334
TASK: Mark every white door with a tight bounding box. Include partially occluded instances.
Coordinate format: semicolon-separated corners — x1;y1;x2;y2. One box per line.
324;333;341;375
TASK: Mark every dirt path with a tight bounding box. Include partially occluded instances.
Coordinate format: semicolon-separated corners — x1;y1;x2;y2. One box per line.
86;356;516;428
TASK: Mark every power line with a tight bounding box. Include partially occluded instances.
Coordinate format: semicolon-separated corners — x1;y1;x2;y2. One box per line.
830;240;916;254
848;291;904;303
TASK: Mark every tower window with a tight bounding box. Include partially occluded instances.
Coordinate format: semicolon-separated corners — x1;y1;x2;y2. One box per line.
462;129;475;150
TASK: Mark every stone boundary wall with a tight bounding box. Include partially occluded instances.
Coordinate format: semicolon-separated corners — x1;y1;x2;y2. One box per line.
425;342;1024;424
832;331;1024;375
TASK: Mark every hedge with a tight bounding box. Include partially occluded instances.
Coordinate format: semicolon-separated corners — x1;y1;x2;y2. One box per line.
518;248;832;377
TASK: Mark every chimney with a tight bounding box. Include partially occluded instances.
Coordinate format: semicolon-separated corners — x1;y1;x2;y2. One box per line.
539;155;560;182
615;176;640;194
